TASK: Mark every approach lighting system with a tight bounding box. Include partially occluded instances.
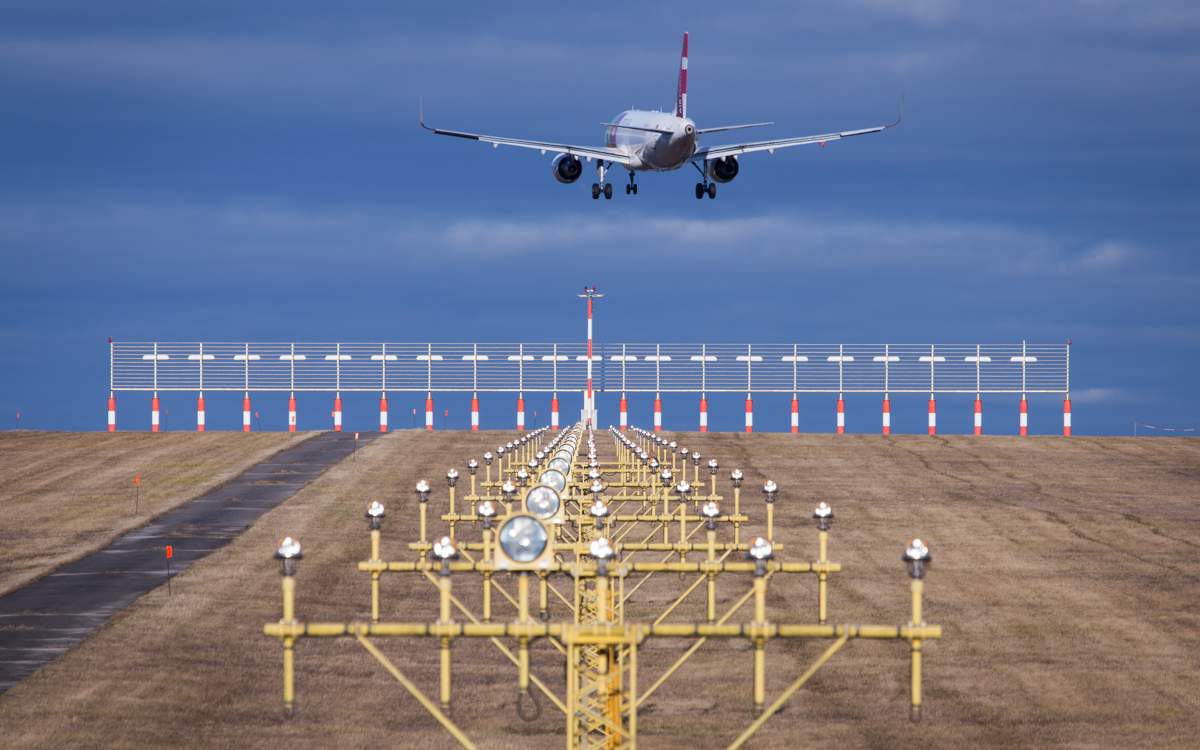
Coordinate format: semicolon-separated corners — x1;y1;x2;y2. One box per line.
524;485;563;522
814;502;834;531
539;469;567;493
903;539;931;579
366;501;385;530
275;536;302;575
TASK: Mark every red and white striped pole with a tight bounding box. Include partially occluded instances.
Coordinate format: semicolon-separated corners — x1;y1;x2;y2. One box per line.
1063;396;1072;437
653;394;663;432
550;393;560;431
1019;395;1029;436
744;393;753;433
516;393;526;431
927;396;937;436
333;393;343;432
881;395;891;436
425;393;434;431
973;396;983;436
288;393;297;433
242;392;252;432
471;393;480;432
790;395;799;434
379;393;389;433
107;393;117;432
836;394;845;435
619;393;628;431
196;392;206;432
699;394;708;432
579;287;602;428
151;393;160;433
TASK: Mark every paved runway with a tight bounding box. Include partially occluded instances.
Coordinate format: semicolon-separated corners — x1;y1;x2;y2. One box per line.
0;431;375;693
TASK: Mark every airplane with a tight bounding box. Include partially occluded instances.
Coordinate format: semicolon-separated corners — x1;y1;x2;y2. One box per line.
420;32;901;200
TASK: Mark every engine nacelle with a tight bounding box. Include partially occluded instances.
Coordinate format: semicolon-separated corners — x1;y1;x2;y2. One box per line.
707;156;740;183
552;154;583;184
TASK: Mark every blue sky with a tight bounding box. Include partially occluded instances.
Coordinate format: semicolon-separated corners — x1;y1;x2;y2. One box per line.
0;1;1197;434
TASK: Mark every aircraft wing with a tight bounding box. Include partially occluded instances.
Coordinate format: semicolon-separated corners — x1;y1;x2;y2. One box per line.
694;104;901;162
421;107;633;165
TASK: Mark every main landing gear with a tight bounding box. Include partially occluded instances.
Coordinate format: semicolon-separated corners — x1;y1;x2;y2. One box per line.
591;161;613;200
625;172;638;195
691;160;716;199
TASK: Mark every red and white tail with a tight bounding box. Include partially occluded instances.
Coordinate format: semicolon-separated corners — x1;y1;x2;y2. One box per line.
676;32;688;118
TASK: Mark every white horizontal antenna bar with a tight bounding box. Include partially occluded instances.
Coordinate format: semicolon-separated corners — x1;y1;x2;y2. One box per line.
370;355;398;361
187;354;216;361
872;356;900;362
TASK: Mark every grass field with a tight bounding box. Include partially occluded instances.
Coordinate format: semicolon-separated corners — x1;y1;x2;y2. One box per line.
0;431;1198;748
0;431;309;596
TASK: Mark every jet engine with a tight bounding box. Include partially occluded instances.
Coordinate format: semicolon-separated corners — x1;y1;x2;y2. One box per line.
552;154;583;184
706;156;740;183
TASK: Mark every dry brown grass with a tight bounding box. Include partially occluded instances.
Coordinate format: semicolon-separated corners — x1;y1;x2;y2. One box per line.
1;431;1198;749
0;431;309;595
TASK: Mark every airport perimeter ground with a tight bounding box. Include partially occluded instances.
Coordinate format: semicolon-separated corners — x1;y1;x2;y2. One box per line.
1;430;1198;748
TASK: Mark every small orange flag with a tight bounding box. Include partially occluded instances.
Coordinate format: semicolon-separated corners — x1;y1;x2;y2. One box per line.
133;474;141;487
165;545;173;559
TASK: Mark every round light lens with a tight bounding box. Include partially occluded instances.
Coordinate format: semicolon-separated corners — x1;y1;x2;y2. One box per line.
499;515;549;563
525;485;561;519
539;469;567;492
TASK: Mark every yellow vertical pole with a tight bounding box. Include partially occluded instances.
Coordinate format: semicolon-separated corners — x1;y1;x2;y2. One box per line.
518;573;530;692
662;486;670;544
733;486;742;546
439;574;452;710
766;504;775;542
419;504;428;548
538;573;549;620
678;500;687;564
911;578;924;721
469;473;477;501
753;575;766;714
371;528;381;623
706;528;717;622
281;574;296;714
448;485;456;542
628;643;638;748
709;473;716;499
817;530;828;624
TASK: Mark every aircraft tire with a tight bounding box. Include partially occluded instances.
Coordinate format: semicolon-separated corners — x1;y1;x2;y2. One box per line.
707;183;716;199
695;183;704;199
604;183;613;199
592;183;600;200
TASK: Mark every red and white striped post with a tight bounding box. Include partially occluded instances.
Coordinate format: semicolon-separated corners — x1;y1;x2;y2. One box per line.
288;393;297;433
333;393;343;432
471;393;480;432
242;392;252;432
1019;395;1029;436
619;394;628;431
425;393;434;431
151;393;161;433
1063;396;1072;436
790;395;799;434
107;393;117;432
927;396;937;436
551;394;560;430
379;393;389;433
196;392;206;432
881;395;891;436
973;396;983;436
516;393;526;431
578;286;603;428
744;394;754;433
653;394;663;432
699;394;708;432
836;395;845;435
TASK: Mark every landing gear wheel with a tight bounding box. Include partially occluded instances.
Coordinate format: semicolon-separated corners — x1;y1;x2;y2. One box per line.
632;184;638;195
592;183;600;200
707;183;717;199
603;183;613;199
695;183;705;200
625;184;631;195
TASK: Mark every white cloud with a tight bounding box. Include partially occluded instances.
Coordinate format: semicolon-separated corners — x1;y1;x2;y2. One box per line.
1074;240;1136;271
1071;387;1127;404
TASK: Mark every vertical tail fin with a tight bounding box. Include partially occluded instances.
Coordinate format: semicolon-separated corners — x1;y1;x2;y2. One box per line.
676;31;688;118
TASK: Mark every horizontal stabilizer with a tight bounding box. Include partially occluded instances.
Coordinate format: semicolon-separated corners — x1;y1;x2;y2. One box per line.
601;122;674;135
695;122;774;135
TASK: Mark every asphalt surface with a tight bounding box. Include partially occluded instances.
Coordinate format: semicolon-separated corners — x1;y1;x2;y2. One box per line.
0;431;375;693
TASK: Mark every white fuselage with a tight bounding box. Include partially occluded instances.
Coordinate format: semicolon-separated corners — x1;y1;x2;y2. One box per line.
605;110;697;172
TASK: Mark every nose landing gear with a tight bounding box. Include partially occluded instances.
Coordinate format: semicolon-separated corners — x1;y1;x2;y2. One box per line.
625;172;638;195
